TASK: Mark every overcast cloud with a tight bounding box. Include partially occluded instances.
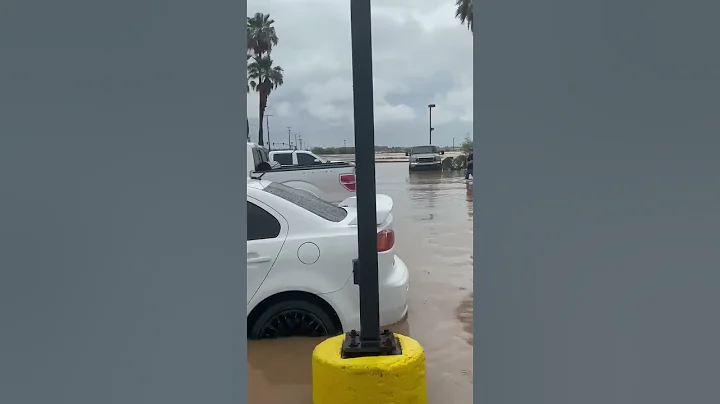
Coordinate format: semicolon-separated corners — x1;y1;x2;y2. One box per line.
247;0;473;148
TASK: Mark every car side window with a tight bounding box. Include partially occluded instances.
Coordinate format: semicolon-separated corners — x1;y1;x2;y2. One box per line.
247;201;281;240
296;152;316;165
273;153;293;165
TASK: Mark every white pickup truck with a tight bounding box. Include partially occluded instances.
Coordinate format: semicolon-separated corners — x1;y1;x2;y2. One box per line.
247;143;356;204
269;149;334;166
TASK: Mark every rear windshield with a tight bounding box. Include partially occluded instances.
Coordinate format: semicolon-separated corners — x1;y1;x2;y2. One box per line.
252;146;271;169
263;182;348;222
272;152;293;165
411;146;438;154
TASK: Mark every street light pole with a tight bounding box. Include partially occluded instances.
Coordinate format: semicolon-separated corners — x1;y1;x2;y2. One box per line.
428;104;436;144
341;0;401;359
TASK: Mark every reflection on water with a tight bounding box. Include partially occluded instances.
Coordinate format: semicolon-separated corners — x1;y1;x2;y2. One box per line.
466;182;473;218
248;164;474;403
456;292;474;346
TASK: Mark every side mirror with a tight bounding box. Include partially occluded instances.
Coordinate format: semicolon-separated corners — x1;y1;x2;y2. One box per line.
405;152;409;156
440;150;445;155
313;159;322;164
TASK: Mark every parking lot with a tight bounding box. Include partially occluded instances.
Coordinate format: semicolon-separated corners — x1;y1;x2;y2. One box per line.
248;163;474;403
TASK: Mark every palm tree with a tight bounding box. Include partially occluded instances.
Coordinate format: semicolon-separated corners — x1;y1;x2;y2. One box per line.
247;12;279;145
247;13;279;57
248;55;284;146
455;0;473;33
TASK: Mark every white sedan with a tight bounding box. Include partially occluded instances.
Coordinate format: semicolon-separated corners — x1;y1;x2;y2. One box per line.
247;178;410;339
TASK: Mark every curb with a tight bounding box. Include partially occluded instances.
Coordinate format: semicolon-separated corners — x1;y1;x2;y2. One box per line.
311;333;427;404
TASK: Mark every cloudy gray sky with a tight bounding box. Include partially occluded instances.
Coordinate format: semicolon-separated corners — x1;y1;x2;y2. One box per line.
247;0;473;148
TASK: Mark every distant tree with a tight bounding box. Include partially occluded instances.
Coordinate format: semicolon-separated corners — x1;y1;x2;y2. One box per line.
460;135;473;152
311;146;410;155
312;147;354;155
312;147;331;155
453;154;468;170
455;0;473;33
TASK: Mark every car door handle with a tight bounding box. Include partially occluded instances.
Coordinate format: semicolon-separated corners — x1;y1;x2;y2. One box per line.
247;256;271;264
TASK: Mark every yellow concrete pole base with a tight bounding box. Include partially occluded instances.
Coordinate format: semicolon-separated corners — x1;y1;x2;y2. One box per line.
311;333;427;404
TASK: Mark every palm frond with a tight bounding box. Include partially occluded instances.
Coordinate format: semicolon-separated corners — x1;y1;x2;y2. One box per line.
247;55;284;98
455;0;474;33
247;12;279;56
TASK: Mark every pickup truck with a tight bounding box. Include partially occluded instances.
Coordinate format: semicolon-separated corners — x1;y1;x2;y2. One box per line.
247;143;356;204
269;149;337;166
406;145;444;171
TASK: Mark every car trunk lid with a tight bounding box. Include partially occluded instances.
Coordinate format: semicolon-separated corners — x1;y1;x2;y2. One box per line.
339;194;393;227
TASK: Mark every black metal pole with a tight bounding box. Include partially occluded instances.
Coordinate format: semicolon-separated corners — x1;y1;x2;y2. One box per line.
429;107;432;144
350;0;380;348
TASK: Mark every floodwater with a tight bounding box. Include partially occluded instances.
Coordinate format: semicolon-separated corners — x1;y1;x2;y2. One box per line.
248;163;474;403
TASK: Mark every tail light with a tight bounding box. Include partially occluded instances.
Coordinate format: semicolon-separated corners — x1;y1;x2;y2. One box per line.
377;229;395;252
339;173;356;192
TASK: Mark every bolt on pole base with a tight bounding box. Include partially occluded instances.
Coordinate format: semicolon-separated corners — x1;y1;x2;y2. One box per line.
340;329;403;359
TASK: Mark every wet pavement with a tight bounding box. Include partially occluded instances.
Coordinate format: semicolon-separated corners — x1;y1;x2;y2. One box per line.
248;163;474;403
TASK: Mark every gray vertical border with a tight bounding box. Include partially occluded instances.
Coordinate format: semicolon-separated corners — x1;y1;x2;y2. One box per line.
474;0;720;403
0;0;248;403
471;16;481;403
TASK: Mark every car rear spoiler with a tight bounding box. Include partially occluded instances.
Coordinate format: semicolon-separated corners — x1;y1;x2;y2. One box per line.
339;194;393;225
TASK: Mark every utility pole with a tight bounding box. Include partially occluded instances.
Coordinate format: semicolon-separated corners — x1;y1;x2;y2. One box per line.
452;137;455;151
286;126;292;150
294;134;298;150
263;113;273;150
344;139;347;148
298;135;303;150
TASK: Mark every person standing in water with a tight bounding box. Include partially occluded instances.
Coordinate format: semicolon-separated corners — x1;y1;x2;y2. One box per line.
465;148;474;179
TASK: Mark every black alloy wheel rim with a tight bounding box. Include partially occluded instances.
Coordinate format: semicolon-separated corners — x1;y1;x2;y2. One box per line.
257;309;330;339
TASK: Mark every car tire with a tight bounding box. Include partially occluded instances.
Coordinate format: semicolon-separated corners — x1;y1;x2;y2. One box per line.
249;299;339;340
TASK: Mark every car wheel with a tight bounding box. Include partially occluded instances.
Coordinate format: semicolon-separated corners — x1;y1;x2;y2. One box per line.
249;299;339;339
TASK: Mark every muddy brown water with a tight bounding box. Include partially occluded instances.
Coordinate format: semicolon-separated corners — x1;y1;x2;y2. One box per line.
248;163;474;403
